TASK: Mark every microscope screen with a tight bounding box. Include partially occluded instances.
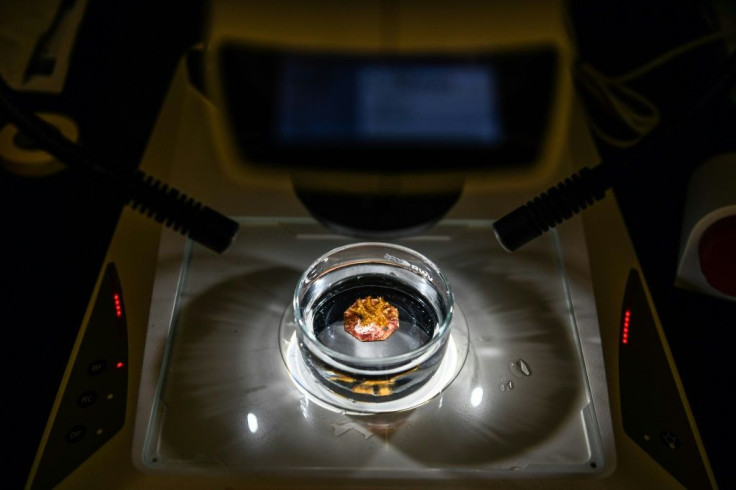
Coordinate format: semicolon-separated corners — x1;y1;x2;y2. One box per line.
278;59;503;146
357;65;501;143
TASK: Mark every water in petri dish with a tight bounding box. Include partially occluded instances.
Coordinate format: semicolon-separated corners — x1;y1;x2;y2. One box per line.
311;274;439;358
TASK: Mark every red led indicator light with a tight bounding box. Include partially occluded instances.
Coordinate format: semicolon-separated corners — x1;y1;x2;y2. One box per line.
116;362;124;369
622;310;631;344
113;293;123;318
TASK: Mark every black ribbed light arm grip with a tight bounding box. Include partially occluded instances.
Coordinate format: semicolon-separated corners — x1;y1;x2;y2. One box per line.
125;171;238;253
493;166;608;251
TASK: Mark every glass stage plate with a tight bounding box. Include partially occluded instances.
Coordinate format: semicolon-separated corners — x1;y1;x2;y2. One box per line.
140;218;606;482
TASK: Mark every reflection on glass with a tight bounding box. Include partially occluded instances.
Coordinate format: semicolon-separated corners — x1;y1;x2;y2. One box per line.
471;386;484;407
247;413;259;434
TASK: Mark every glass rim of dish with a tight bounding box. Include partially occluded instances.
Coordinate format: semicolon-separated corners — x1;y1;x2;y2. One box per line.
293;242;454;370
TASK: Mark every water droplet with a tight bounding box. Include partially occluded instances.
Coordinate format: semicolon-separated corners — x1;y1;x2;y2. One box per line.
509;359;532;377
499;380;514;392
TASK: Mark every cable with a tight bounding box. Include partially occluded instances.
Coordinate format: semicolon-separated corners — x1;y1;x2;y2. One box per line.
574;30;732;148
0;75;239;254
493;46;736;252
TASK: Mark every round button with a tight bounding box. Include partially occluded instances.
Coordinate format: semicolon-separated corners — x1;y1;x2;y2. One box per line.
87;359;107;377
699;215;736;296
65;425;87;444
77;390;98;408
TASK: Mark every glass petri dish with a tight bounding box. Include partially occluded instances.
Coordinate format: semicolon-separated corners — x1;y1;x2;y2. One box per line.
291;242;454;405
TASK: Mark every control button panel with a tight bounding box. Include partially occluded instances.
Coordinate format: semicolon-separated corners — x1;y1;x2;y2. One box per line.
31;263;128;490
619;269;711;489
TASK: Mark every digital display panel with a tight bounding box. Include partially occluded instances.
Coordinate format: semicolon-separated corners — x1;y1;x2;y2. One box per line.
278;59;503;146
219;44;556;170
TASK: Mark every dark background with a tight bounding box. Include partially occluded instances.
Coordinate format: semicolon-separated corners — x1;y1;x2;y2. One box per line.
1;1;734;488
0;1;206;486
569;3;736;488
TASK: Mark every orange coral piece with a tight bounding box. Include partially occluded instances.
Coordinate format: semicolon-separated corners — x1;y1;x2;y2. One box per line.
344;296;399;342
